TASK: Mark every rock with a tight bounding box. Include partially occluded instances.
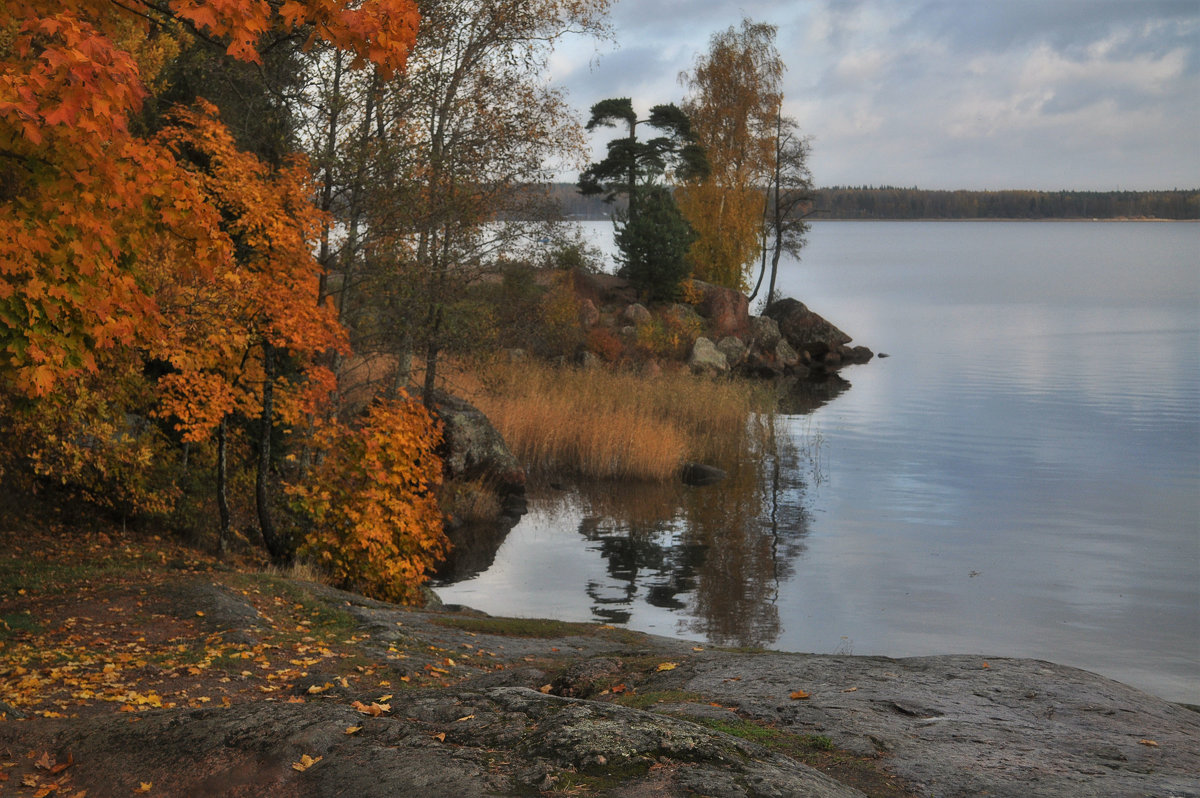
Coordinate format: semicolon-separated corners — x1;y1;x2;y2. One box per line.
716;336;748;368
682;462;727;486
579;351;602;370
764;298;852;361
432;392;525;493
841;345;874;364
750;315;782;350
503;348;527;363
663;302;704;328
694;280;752;340
578;298;600;329
623;303;652;326
775;338;801;369
688;337;728;375
551;657;625;698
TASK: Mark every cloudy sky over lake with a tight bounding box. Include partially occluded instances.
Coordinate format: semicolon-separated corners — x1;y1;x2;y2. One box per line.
548;0;1199;190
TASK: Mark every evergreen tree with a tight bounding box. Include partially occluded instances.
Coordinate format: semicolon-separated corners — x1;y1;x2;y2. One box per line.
616;186;696;302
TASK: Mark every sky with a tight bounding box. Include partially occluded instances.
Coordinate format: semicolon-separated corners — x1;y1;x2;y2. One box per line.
546;0;1200;191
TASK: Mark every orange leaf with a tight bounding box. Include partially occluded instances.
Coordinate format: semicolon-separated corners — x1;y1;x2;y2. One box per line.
789;690;811;700
291;754;322;772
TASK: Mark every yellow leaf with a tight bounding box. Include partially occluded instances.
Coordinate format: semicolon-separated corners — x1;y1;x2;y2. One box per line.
291;754;322;772
455;714;475;722
134;783;152;794
656;662;678;672
842;687;858;693
789;690;811;700
539;684;552;694
344;726;362;735
195;611;205;617
1140;739;1159;747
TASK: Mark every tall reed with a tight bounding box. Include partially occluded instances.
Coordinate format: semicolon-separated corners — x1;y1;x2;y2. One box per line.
456;359;773;482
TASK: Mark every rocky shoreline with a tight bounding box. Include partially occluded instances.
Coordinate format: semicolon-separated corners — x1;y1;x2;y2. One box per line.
7;576;1197;797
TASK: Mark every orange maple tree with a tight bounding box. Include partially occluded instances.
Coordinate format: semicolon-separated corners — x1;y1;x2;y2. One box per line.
1;0;447;601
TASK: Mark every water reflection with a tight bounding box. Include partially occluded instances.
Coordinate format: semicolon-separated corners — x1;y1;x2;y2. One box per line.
549;412;815;646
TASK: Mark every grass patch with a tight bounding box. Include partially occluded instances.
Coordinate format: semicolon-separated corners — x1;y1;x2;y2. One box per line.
431;615;646;644
0;611;41;639
0;554;145;598
610;688;705;710
454;358;775;481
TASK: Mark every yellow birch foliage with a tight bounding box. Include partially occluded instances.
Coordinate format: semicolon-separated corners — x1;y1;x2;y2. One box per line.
292;396;447;604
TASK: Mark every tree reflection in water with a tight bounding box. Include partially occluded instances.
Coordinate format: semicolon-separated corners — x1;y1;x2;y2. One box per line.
571;407;815;648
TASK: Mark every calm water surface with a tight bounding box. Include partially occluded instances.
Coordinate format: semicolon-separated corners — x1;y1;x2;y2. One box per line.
437;221;1200;704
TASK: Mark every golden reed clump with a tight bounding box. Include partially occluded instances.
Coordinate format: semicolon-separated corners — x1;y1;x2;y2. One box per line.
456;358;771;482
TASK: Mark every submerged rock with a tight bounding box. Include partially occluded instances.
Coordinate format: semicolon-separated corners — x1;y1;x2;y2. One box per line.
682;462;727;486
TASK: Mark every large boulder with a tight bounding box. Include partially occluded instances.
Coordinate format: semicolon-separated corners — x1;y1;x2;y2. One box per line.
693;280;751;340
749;315;781;350
716;336;748;368
688;337;728;375
622;303;652;326
763;298;852;361
432;392;525;494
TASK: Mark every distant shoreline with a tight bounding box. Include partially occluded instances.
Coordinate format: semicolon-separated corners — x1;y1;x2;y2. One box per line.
563;215;1199;223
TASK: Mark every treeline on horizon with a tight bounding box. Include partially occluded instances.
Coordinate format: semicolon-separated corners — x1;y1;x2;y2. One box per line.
544;183;1199;221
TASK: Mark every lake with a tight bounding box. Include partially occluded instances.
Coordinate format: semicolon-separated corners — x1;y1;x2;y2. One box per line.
435;220;1200;705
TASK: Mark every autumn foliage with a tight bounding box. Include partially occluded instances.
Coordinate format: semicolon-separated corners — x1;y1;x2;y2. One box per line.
0;0;449;603
291;397;447;604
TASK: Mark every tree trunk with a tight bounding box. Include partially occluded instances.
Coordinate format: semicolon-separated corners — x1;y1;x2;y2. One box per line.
256;342;288;563
216;417;231;557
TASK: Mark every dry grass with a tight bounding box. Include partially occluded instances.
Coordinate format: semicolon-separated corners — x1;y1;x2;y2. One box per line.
453;358;773;482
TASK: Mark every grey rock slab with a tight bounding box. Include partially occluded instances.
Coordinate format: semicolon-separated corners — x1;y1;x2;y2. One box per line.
668;652;1200;798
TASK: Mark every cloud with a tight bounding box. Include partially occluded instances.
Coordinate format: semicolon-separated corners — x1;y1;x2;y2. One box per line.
551;0;1199;189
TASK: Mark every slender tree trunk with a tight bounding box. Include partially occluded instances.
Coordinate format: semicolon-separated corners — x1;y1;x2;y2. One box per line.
256;342;287;563
317;52;344;306
216;417;231;557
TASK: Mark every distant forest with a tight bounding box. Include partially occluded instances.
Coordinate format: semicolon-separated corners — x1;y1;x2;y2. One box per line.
543;183;1199;221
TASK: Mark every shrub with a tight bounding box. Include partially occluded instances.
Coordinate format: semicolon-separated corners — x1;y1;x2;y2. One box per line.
290;395;447;604
586;326;627;363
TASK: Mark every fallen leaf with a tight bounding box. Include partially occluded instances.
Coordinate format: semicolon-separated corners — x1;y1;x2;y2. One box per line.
351;700;390;717
345;726;362;735
306;684;329;694
195;611;205;617
134;783;152;793
456;714;475;722
789;690;811;700
35;752;54;770
842;687;859;693
538;684;552;694
376;694;393;702
291;754;322;772
692;647;704;652
656;662;678;672
432;732;446;742
1139;739;1159;747
981;662;990;669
